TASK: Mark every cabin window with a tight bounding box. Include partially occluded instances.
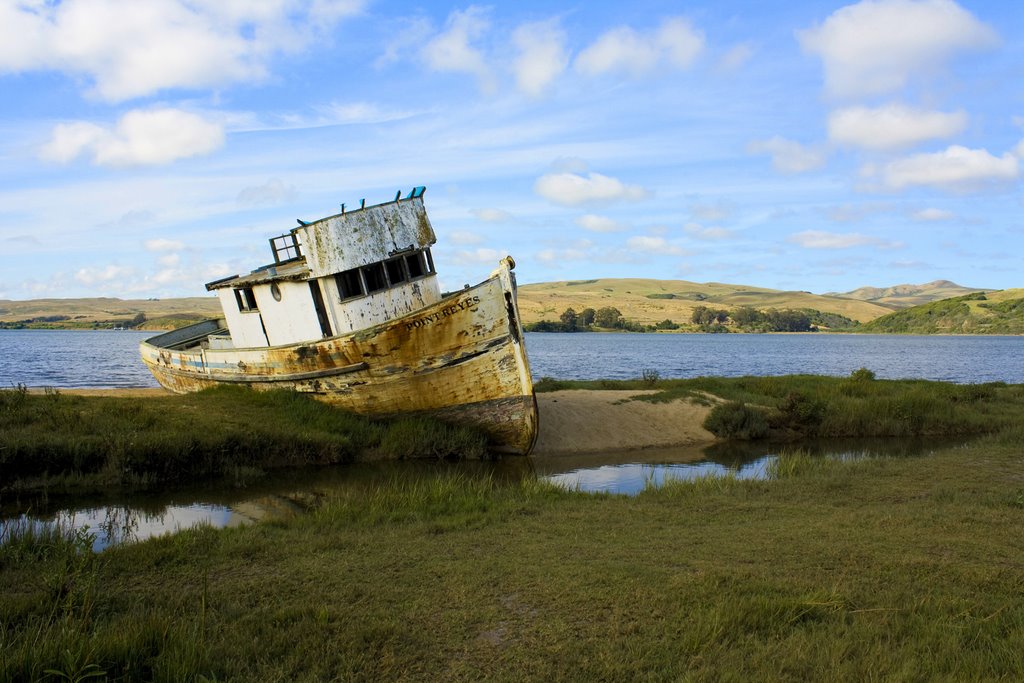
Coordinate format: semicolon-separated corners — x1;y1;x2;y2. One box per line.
234;287;258;312
425;248;435;274
362;262;387;293
385;257;407;286
270;234;302;263
335;268;365;300
405;251;427;279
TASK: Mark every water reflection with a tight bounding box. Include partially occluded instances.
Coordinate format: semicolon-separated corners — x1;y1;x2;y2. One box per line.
1;436;965;550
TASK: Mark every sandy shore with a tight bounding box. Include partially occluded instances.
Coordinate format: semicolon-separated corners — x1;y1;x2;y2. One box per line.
29;387;717;454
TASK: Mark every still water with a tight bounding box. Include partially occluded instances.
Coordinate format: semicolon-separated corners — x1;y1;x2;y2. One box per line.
0;329;1014;550
2;329;1023;387
1;436;962;551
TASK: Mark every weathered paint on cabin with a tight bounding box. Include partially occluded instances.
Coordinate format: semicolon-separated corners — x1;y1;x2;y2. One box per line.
142;259;537;454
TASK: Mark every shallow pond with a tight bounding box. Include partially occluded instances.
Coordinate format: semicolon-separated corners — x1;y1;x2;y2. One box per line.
0;436;965;551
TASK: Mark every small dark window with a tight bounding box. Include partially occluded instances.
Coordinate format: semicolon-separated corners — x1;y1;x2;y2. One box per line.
424;248;435;274
362;262;387;293
385;257;407;286
335;268;364;300
234;287;258;312
405;251;427;279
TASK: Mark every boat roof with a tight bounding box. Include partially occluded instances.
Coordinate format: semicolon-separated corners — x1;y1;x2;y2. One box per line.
205;258;310;291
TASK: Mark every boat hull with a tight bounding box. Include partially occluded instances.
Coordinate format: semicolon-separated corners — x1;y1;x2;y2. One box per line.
140;261;537;455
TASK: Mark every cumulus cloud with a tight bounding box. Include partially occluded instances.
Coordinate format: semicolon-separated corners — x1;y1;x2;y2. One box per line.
683;222;734;240
870;145;1019;191
449;230;483;245
0;0;365;101
471;208;512;223
626;236;689;256
421;6;495;93
237;178;297;206
451;247;504;265
512;19;568;97
534;172;649;206
40;108;224;167
828;104;967;150
144;238;185;252
747;136;827;173
788;230;902;249
575;17;704;78
717;43;754;72
913;208;955;221
797;0;998;98
575;214;624;233
74;264;138;286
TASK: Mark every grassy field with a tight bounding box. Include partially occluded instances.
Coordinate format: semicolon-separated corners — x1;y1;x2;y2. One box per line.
516;278;896;326
0;385;488;496
860;288;1024;335
0;297;220;330
2;376;1024;680
2;425;1023;681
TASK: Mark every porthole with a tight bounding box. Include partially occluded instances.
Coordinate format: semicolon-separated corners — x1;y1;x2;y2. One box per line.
270;283;282;301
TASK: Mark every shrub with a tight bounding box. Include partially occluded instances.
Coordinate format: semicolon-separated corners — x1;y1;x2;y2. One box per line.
850;367;876;382
703;401;769;440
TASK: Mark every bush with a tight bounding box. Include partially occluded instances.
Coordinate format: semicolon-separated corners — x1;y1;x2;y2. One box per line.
850;367;876;382
703;402;769;440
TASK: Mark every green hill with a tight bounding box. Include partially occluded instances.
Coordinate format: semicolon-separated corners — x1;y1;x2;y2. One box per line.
858;289;1024;334
825;280;985;309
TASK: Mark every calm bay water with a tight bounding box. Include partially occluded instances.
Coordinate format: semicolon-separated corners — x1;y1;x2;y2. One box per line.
0;328;1016;548
1;329;1023;388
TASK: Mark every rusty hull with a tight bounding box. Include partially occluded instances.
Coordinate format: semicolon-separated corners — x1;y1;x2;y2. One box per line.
140;259;537;455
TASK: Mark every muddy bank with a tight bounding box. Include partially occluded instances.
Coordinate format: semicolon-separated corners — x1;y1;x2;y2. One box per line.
37;387;717;455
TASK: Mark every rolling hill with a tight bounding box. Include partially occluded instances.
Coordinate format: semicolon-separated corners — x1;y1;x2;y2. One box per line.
0;297;221;330
858;289;1024;335
824;280;985;309
516;278;894;326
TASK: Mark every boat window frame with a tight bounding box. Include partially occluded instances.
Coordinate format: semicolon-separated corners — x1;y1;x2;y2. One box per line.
384;256;408;286
234;286;259;312
269;233;302;264
333;248;437;303
335;268;365;301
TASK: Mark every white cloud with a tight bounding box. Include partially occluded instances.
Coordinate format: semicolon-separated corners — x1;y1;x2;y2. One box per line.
449;230;483;245
534;172;649;206
626;236;689;256
873;145;1019;191
788;230;901;249
420;6;495;93
144;238;185;252
575;214;624;233
451;247;504;265
74;264;138;286
157;253;181;268
683;222;734;240
717;43;754;72
237;178;297;206
0;0;365;102
747;136;827;173
797;0;998;98
512;19;568;97
472;208;512;223
913;208;955;221
41;109;224;167
828;104;967;150
574;16;704;78
1013;139;1024;159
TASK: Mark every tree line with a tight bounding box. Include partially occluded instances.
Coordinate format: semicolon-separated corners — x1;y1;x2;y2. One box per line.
524;305;858;333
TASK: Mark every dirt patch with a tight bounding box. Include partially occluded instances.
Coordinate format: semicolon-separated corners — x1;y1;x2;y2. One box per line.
533;390;716;455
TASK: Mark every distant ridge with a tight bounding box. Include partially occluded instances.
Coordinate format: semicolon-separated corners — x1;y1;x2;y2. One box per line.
825;280;986;310
517;277;893;325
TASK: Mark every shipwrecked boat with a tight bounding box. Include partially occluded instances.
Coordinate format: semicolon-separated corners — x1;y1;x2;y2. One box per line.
140;187;538;455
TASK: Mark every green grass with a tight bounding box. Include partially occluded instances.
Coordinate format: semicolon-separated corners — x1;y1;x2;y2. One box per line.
0;385;488;495
3;430;1024;681
536;372;1024;439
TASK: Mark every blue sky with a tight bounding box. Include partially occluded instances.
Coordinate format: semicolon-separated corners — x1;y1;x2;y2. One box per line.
1;0;1021;300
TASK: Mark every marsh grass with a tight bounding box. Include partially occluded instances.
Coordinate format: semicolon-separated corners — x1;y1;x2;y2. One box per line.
539;372;1024;440
0;385;490;495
